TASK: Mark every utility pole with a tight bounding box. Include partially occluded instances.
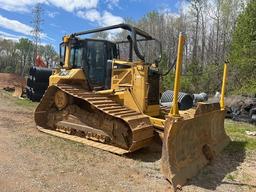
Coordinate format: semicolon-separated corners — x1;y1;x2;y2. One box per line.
31;3;43;66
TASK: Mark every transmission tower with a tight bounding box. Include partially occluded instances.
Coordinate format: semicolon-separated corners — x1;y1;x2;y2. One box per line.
31;3;43;66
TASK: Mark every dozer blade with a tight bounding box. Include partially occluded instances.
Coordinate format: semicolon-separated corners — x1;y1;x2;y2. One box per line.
161;102;230;189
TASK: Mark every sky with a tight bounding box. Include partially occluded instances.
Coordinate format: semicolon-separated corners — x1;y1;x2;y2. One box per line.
0;0;180;50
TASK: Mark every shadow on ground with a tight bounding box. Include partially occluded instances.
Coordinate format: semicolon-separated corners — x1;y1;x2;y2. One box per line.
185;140;256;190
127;139;255;191
126;136;162;162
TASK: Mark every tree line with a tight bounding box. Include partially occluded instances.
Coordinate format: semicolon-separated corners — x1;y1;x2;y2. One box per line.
0;0;255;96
120;0;255;95
0;38;58;77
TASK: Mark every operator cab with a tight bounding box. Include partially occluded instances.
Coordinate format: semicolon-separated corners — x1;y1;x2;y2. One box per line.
59;24;162;104
60;38;118;90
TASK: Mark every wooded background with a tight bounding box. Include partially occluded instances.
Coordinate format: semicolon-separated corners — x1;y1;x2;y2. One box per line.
0;0;255;95
120;0;255;95
0;38;58;76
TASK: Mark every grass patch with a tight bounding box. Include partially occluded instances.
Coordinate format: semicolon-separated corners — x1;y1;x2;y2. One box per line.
225;120;256;151
15;98;38;108
0;90;37;108
226;174;236;181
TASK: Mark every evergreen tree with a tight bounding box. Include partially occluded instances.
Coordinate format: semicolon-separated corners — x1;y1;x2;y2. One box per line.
230;0;256;94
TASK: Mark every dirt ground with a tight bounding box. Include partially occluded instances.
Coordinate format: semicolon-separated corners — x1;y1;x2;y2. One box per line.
0;73;26;89
0;90;256;192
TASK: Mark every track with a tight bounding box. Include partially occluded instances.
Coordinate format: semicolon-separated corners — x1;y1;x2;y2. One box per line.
35;84;154;154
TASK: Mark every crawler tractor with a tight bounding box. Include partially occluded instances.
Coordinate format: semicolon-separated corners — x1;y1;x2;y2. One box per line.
34;24;230;189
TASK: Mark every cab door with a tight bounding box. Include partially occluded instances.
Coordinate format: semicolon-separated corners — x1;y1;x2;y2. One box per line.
85;40;107;90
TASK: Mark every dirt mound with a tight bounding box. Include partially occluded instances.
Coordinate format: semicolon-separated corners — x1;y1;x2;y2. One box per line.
0;73;26;97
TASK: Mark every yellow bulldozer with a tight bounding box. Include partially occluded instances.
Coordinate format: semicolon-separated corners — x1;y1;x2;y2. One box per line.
34;24;230;189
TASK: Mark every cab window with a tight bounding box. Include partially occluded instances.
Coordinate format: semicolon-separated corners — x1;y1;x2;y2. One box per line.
86;41;106;86
59;43;65;65
70;47;83;68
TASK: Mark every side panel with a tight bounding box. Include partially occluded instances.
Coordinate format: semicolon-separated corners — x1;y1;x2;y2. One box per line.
110;60;160;116
111;60;152;114
131;64;148;112
49;69;87;87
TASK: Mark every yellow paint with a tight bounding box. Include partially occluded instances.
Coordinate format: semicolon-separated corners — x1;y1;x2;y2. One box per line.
95;89;125;105
149;117;165;129
63;35;70;43
220;62;228;110
111;92;124;105
63;36;71;69
96;89;114;94
124;89;141;112
49;69;86;86
112;68;132;90
169;32;185;117
111;59;149;114
64;45;71;68
111;60;133;90
114;91;124;97
112;59;133;66
131;63;147;111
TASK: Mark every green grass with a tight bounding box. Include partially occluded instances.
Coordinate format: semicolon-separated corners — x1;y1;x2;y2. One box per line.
0;90;37;108
226;174;236;181
15;98;38;108
225;120;256;152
